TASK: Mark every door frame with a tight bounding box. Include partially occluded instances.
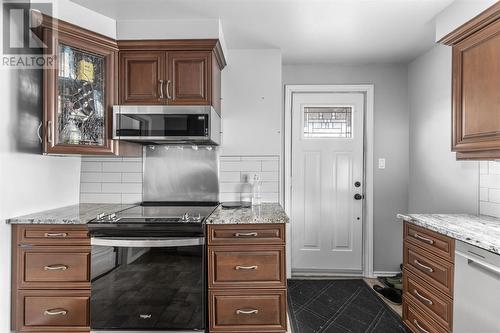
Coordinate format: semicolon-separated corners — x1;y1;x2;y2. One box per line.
283;84;375;278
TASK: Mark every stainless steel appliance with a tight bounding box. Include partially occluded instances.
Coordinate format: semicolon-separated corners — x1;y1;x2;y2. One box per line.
112;105;221;145
88;204;217;333
454;240;500;333
88;145;220;332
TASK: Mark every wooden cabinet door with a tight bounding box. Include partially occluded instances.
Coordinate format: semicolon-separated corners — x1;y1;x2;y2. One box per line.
119;51;165;104
167;51;211;105
440;3;500;159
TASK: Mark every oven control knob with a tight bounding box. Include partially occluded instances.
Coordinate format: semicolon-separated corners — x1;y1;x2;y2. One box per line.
181;212;190;222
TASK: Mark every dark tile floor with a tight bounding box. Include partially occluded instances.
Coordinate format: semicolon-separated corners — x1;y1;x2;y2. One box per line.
287;279;409;333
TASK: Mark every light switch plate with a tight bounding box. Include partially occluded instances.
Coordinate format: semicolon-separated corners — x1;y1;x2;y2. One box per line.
378;158;386;169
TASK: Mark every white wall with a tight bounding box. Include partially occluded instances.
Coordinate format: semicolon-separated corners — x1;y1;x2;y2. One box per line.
220;49;282;156
408;45;479;215
435;0;497;41
282;64;409;273
0;1;118;331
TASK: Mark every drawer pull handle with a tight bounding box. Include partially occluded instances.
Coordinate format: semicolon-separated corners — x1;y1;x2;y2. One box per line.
44;232;68;238
414;259;434;273
235;265;258;270
413;319;430;333
236;309;259;315
234;232;258;237
44;309;68;316
413;233;434;245
413;289;433;305
44;265;68;271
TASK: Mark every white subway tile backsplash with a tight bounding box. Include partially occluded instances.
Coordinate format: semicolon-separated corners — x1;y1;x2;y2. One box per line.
121;193;142;204
262;160;279;171
122;172;142;183
80;172;102;183
80;182;102;193
102;182;142;194
80;155;281;204
220;171;241;182
81;161;102;172
102;161;142;173
479;161;500;218
80;193;122;204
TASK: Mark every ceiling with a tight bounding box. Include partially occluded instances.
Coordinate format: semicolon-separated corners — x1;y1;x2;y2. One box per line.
70;0;455;64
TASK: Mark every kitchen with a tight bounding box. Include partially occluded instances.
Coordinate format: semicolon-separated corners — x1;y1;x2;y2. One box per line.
0;0;499;332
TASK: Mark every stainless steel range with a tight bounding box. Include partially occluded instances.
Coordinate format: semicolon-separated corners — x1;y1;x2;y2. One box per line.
88;145;219;333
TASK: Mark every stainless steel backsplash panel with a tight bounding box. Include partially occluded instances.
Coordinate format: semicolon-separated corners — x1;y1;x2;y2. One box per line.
143;146;219;203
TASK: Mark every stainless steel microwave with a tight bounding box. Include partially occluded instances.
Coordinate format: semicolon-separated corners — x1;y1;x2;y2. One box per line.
112;105;221;145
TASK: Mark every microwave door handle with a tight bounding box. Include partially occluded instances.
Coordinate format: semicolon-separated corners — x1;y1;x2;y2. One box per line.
91;237;205;248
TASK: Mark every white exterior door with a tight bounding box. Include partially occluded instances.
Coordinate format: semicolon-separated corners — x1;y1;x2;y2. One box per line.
291;92;364;274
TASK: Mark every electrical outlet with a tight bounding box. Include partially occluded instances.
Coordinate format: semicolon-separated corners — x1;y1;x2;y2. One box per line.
378;158;386;169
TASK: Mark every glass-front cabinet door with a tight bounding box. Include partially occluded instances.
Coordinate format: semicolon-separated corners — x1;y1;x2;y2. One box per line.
43;26;117;154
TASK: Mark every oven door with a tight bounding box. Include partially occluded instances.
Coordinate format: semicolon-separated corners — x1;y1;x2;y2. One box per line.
90;237;206;332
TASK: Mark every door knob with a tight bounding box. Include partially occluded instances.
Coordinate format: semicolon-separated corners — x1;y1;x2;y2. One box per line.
354;194;364;200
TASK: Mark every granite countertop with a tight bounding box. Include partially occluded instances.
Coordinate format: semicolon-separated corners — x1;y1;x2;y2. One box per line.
206;203;289;224
6;203;135;225
397;213;500;255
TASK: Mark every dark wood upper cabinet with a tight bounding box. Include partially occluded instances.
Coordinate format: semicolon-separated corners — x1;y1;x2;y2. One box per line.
440;3;500;160
168;51;211;105
119;52;165;104
117;40;226;114
34;13;141;156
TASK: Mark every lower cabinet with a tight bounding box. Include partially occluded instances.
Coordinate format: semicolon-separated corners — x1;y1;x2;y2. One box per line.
402;222;455;333
11;225;91;333
207;224;287;333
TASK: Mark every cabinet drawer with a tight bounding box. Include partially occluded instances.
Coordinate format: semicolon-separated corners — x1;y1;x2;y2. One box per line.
404;269;453;331
403;296;448;333
209;289;287;332
15;225;90;246
209;246;285;288
14;290;90;332
405;222;454;262
19;247;91;289
207;224;285;245
404;242;454;296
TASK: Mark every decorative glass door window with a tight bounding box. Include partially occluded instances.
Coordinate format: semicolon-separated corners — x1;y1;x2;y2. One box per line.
303;106;353;138
57;44;106;146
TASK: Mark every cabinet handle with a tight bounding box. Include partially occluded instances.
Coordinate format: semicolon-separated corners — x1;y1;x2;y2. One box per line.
44;264;68;271
234;232;258;237
47;120;53;144
44;232;68;238
44;309;68;316
414;259;434;273
413;233;434;245
159;80;164;99
166;80;172;99
236;309;258;315
413;289;433;305
37;121;43;143
235;265;258;270
413;319;430;333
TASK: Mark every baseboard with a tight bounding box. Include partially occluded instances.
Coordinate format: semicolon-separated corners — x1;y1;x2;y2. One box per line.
373;271;401;277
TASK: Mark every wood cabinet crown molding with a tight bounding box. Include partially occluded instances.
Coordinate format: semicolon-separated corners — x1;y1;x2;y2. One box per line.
31;11;118;50
439;2;500;45
117;39;227;69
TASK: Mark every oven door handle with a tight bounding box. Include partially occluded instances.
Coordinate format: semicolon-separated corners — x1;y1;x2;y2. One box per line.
91;237;205;248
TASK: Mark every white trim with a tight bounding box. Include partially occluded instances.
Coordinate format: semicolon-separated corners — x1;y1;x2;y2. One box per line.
283;84;375;279
373;271;401;277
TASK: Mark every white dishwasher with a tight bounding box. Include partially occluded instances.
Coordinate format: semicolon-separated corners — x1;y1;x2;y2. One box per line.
454;240;500;333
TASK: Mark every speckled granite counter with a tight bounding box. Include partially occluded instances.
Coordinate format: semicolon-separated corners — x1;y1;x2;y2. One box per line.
6;203;135;224
397;213;500;255
207;203;289;224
